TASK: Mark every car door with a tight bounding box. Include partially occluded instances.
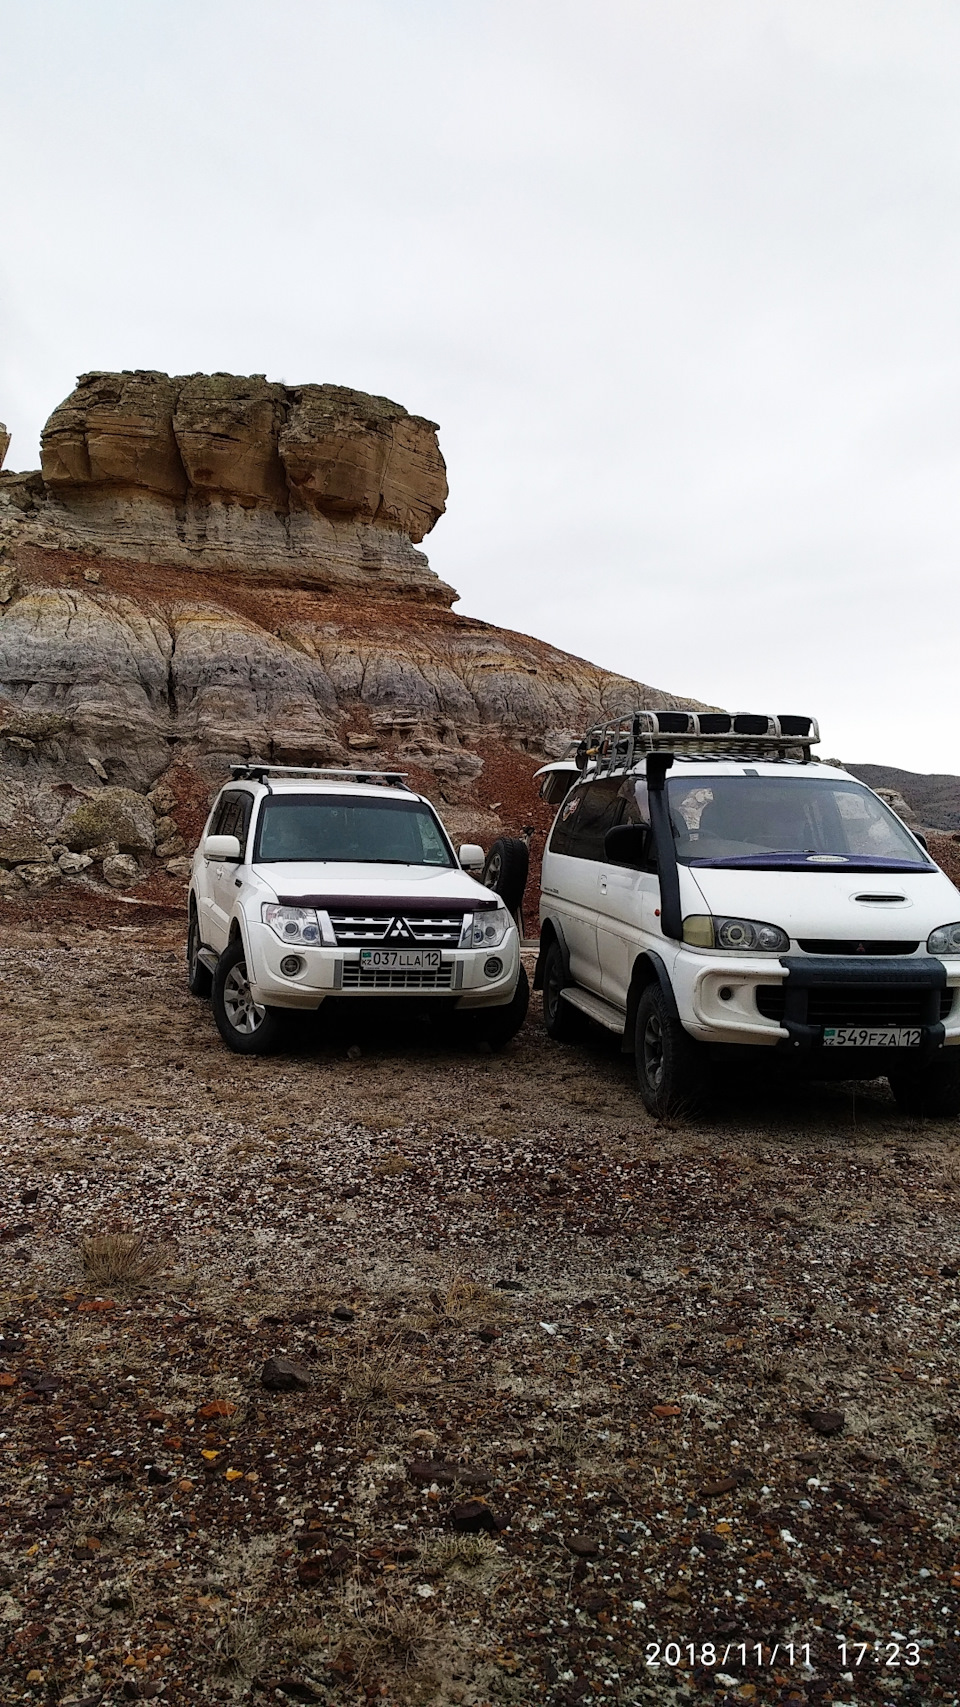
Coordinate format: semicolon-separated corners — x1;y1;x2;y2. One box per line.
597;776;660;1009
206;791;253;950
544;778;625;993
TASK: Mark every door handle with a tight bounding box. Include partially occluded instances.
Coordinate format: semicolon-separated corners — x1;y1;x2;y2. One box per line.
599;876;608;895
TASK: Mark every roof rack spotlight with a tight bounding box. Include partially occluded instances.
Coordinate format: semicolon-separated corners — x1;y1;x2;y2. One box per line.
572;709;819;775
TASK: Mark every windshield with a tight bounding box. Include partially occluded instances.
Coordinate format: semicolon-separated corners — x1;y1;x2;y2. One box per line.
254;794;455;866
665;775;931;871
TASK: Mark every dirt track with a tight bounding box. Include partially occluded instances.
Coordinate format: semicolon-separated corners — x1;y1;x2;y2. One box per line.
1;905;959;1707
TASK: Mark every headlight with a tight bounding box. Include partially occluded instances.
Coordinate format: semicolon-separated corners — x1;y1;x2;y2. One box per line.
262;904;322;945
927;921;960;956
459;906;512;949
683;914;789;952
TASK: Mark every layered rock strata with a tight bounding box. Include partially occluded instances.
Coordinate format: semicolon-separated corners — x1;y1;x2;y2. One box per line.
0;370;699;884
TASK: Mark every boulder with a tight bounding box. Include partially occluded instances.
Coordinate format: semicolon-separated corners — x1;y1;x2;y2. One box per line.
0;836;53;868
41;370;187;497
60;788;156;854
102;853;141;889
16;863;61;890
279;384;447;541
58;852;93;875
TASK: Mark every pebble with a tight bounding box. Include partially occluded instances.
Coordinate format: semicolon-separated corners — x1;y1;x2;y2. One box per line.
566;1534;601;1557
262;1356;312;1392
803;1406;845;1436
408;1458;457;1487
331;1306;355;1322
701;1475;741;1497
449;1499;505;1534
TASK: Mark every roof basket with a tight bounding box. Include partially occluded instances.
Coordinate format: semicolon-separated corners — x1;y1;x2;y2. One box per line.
575;710;819;775
229;763;411;788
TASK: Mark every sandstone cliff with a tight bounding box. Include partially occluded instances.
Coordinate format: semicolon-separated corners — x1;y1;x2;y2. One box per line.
0;370;697;898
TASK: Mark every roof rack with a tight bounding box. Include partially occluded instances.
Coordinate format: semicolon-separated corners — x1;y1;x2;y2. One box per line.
229;763;411;789
576;710;819;776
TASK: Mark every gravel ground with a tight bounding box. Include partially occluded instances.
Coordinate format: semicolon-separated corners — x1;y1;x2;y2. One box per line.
1;904;959;1707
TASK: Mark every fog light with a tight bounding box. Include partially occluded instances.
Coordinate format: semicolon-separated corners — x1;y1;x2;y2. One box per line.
280;954;302;977
484;956;503;978
719;986;733;1002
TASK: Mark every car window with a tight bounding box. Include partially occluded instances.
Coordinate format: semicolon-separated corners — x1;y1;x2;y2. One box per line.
212;792;251;850
549;779;624;860
253;793;456;866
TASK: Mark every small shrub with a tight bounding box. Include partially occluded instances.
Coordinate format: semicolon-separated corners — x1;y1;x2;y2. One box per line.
80;1232;164;1293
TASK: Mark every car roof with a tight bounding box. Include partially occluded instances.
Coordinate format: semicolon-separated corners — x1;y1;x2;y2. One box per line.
222;777;427;803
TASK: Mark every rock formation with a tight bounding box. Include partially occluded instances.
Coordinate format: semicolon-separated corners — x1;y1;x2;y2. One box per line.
35;370;451;596
0;369;699;892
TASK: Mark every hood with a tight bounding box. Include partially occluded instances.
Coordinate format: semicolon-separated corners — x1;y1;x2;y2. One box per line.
684;863;960;944
255;861;498;909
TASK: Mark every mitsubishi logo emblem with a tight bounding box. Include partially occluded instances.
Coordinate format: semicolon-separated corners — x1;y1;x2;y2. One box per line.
856;943;866;954
384;916;415;942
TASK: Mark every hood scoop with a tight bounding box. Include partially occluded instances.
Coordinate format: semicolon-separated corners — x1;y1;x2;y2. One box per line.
854;893;908;905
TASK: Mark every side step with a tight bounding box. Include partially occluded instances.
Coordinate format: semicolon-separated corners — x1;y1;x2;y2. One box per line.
197;947;219;973
560;986;626;1035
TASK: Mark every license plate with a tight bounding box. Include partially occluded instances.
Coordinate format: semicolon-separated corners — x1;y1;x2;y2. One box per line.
359;949;441;970
823;1026;922;1048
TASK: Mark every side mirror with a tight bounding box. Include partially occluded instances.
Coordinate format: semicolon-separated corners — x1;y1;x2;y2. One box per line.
603;823;649;867
203;833;242;861
459;843;485;870
915;832;929;851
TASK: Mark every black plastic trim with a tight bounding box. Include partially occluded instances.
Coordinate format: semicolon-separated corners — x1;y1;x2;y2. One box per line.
646;751;682;940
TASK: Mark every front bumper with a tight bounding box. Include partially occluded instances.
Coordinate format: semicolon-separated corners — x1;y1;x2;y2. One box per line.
674;950;960;1054
245;922;521;1010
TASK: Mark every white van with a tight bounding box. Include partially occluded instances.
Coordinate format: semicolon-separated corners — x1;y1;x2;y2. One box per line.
534;711;960;1117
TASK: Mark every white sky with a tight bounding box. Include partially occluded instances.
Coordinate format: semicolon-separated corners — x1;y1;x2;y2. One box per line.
2;0;959;771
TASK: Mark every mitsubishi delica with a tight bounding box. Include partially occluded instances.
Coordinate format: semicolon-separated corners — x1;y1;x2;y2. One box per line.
187;765;527;1054
534;711;960;1117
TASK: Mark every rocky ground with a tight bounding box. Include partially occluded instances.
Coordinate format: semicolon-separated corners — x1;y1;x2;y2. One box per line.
1;895;959;1707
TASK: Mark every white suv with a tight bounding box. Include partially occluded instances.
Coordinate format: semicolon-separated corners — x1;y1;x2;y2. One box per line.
187;765;527;1054
535;711;960;1118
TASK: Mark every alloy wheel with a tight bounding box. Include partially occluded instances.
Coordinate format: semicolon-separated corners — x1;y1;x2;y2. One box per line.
642;1010;664;1089
222;960;266;1033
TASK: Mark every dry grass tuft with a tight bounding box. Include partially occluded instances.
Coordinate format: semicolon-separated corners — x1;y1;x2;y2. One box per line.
441;1275;504;1327
373;1151;414;1176
338;1339;424;1412
406;1274;506;1333
214;1609;265;1678
347;1595;434;1678
80;1231;165;1293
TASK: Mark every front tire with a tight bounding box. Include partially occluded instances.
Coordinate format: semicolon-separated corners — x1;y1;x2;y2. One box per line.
211;939;287;1055
541;939;583;1043
635;983;712;1118
888;1056;960;1119
186;906;213;999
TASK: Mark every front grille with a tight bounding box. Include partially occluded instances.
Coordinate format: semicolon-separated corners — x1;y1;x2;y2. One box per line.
340;963;455;990
328;911;464;947
757;986;952;1027
797;939;920;956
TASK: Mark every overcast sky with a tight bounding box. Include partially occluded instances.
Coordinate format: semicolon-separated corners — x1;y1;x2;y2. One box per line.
2;0;959;771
